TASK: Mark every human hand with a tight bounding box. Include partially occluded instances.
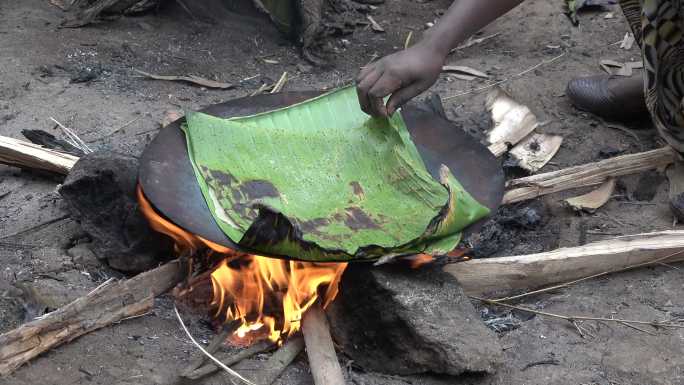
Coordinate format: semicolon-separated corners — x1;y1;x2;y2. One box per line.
356;42;445;117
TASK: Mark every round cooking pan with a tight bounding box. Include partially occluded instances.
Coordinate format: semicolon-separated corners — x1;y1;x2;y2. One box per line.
139;91;504;258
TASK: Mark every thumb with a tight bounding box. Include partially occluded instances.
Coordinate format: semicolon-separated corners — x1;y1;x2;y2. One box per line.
386;82;428;116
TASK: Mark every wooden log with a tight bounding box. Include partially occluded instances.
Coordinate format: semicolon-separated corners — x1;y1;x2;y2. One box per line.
0;135;79;175
301;303;345;385
445;231;684;297
259;336;305;385
0;261;183;376
503;147;676;204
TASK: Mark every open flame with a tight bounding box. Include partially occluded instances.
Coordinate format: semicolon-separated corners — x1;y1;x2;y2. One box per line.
137;186;347;344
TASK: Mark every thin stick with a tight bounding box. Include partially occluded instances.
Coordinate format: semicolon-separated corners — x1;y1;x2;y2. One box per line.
173;305;255;385
0;214;70;240
270;72;288;94
181;326;233;377
404;31;413;50
444;51;566;100
491;249;684;302
617;320;657;335
184;339;275;381
49;117;93;154
98;116;142;140
471;296;684;329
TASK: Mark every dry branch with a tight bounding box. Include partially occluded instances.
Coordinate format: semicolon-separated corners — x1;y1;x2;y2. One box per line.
0;135;79;175
445;231;684;297
0;261;183;376
259;336;305;385
503;147;676;204
301;303;345;385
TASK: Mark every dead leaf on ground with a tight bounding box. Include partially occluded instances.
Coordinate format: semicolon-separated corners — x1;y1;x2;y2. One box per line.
619;32;635;50
485;88;539;157
367;15;385;32
442;65;489;81
134;69;234;89
509;133;564;173
599;60;643;76
160;110;183;128
564;178;616;212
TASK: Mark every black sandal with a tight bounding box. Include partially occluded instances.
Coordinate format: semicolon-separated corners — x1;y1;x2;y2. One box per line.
566;75;650;123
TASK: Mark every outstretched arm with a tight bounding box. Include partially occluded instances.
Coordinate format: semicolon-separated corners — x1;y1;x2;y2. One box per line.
356;0;525;117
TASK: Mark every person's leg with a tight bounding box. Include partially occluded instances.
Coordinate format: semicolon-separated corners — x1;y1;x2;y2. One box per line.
622;0;684;218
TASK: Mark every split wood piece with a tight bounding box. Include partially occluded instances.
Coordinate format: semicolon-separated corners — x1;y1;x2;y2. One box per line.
259;336;305;385
445;231;684;297
503;147;676;204
0;135;79;175
184;339;275;381
0;261;183;376
301;303;345;385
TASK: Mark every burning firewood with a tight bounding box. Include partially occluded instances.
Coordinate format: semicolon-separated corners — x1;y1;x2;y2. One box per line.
301;303;346;385
0;261;183;376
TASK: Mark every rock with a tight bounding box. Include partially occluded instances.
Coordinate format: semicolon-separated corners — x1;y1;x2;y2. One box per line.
58;151;173;272
15;271;91;320
327;264;503;376
633;170;665;202
67;244;103;269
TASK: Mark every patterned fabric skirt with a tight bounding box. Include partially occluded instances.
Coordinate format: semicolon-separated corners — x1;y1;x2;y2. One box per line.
620;0;684;152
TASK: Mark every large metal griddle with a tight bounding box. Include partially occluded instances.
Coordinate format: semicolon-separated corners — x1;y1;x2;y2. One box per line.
138;91;504;259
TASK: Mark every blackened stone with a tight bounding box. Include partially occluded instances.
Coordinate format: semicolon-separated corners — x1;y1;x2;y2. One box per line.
58;151;173;272
633;170;665;202
327;264;503;376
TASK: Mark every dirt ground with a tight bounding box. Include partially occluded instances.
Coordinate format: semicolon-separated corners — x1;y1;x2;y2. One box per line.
1;0;683;384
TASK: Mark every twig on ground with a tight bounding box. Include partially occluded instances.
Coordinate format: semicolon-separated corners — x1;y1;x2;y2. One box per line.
490;249;684;303
184;339;275;381
181;326;233;377
98;116;142;140
0;214;70;240
250;83;271;97
173;305;255;385
452;32;501;51
617;320;657;335
521;359;560;371
472;296;684;329
270;72;288;94
49;117;93;154
404;31;413;50
444;51;566;100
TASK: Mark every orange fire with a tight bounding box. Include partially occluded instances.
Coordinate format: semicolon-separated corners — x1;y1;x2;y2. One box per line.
137;186;347;344
408;253;435;269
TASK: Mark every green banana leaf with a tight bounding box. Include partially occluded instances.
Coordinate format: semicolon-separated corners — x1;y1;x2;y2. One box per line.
182;86;490;261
